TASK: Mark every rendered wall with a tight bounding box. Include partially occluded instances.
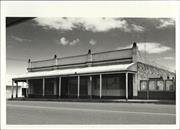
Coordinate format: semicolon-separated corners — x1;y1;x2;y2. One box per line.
135;62;176;99
137;62;175;86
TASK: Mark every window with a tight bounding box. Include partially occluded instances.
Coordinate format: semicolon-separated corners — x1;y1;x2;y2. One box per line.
102;74;125;90
45;78;56;95
92;75;100;97
103;77;119;89
140;80;147;91
166;80;174;91
30;79;43;95
157;80;164;91
101;73;125;97
80;76;88;96
92;75;99;90
149;80;156;91
68;77;78;96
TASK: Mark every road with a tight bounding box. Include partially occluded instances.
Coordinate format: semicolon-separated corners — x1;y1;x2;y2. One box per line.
6;100;176;124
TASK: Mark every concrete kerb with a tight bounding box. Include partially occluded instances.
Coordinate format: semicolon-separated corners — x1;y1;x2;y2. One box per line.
7;98;176;105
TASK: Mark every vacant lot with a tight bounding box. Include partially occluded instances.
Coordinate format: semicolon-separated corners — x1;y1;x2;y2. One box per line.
7;100;175;124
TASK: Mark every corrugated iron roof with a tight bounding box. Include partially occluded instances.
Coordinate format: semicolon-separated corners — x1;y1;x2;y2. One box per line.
13;63;137;80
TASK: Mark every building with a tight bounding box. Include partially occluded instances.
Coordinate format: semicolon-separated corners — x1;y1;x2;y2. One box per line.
6;75;26;99
11;42;176;100
6;85;23;99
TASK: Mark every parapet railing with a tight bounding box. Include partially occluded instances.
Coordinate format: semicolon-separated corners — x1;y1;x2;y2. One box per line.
92;48;132;62
57;54;88;66
28;47;134;70
31;59;54;68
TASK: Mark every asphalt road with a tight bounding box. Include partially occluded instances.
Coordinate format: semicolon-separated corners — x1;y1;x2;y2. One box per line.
6;101;176;124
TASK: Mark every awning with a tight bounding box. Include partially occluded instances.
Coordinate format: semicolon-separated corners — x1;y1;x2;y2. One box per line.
13;63;137;80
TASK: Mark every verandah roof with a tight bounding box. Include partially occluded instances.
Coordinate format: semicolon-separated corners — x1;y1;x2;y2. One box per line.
13;63;137;80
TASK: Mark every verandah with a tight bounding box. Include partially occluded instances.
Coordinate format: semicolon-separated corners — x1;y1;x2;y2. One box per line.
12;73;133;99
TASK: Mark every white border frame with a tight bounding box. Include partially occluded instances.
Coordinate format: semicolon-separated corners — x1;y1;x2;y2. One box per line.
1;1;179;129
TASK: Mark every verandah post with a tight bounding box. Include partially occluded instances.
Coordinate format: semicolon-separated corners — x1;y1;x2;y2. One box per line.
54;78;57;96
100;74;102;99
15;81;18;98
43;78;45;97
126;73;128;101
26;79;29;98
11;80;14;99
77;75;80;98
147;80;149;99
59;77;61;97
89;76;92;99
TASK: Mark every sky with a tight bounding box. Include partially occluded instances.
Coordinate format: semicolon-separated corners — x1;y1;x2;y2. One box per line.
6;17;175;84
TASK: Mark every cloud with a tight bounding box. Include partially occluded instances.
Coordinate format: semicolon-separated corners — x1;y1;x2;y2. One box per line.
34;17;145;32
163;56;175;60
59;37;80;46
136;42;171;53
80;18;130;32
89;39;97;45
11;35;32;42
156;18;175;29
131;24;145;32
117;42;171;54
69;38;80;46
59;37;69;46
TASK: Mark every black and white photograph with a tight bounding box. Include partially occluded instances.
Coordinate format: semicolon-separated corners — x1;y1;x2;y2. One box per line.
1;1;180;130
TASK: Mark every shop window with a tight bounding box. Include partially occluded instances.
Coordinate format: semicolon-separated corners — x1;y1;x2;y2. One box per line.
103;77;119;89
30;79;43;95
92;75;100;97
68;77;78;96
140;80;147;91
45;78;55;95
80;76;88;96
157;80;164;91
149;80;156;91
102;74;125;90
166;80;174;91
92;75;100;90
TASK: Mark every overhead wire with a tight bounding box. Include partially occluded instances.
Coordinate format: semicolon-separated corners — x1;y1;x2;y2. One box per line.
7;57;27;62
